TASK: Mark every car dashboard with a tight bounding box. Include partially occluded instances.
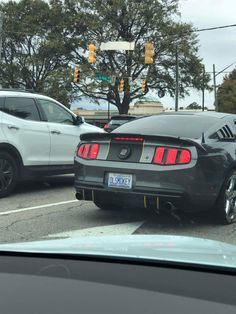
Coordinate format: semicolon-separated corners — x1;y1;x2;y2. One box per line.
0;252;235;314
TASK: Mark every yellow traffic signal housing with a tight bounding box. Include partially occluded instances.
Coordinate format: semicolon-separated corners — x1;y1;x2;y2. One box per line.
145;41;154;64
73;65;79;83
119;79;125;92
141;80;146;94
88;43;97;63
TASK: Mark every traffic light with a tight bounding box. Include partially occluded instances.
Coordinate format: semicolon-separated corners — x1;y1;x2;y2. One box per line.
119;79;124;92
141;80;146;94
73;65;79;83
88;43;97;63
145;41;154;64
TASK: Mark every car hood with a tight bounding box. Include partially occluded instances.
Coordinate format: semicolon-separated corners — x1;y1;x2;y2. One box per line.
0;235;236;269
82;122;105;133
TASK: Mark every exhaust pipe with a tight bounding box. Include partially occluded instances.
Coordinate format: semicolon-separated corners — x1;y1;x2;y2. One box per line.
164;201;176;211
76;191;83;200
76;190;93;201
163;201;183;223
154;201;176;215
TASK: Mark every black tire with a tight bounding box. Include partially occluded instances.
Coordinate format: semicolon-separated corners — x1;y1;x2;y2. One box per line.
0;152;18;198
216;170;236;224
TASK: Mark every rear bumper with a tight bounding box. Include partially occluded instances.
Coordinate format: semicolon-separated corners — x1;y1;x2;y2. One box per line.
74;158;221;212
75;183;187;210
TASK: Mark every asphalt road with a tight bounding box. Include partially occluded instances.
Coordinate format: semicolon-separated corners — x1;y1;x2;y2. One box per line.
0;175;236;245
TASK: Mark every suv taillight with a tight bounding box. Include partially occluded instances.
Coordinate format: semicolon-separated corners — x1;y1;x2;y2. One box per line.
153;147;191;165
77;143;100;160
104;124;110;129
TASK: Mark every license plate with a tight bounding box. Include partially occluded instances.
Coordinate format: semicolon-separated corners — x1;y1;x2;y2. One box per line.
108;173;132;189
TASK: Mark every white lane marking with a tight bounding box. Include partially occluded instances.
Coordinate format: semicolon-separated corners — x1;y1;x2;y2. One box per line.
0;200;78;217
45;221;145;238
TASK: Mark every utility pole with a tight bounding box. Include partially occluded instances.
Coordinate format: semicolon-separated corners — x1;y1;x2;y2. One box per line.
0;12;3;63
175;46;179;112
213;64;217;111
107;89;113;122
212;61;236;112
0;12;3;89
202;65;205;111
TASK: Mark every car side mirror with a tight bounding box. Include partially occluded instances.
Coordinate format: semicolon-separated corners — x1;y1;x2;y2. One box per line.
74;115;85;125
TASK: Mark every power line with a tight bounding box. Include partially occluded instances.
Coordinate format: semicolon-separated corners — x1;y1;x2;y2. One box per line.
196;23;236;33
2;22;236;37
206;72;232;74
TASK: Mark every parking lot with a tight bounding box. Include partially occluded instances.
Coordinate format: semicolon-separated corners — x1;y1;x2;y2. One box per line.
0;175;235;245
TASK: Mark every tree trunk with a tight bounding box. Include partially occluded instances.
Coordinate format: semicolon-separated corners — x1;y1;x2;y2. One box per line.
119;91;130;114
119;101;130;114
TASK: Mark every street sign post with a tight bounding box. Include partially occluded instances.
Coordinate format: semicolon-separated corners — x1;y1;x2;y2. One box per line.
96;73;112;82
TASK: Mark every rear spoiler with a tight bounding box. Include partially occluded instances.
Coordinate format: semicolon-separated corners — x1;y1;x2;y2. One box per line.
80;132;206;152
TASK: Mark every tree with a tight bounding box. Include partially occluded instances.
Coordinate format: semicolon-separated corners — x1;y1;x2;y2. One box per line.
67;0;210;113
0;0;77;107
218;69;236;113
186;102;202;110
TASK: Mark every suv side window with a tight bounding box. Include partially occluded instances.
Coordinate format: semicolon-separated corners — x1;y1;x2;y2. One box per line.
4;97;40;121
38;99;74;125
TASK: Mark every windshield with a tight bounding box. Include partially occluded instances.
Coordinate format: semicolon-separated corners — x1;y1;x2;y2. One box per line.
1;0;236;273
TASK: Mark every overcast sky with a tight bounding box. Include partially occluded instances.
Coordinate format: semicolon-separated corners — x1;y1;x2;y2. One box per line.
167;0;236;109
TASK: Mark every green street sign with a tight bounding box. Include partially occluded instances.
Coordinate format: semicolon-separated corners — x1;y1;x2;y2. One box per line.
96;73;111;82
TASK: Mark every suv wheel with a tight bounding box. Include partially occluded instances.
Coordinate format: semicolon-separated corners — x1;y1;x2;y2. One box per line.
0;152;18;198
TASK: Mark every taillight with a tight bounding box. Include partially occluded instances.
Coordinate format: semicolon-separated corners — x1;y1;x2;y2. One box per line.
153;147;191;165
77;143;100;160
104;124;110;129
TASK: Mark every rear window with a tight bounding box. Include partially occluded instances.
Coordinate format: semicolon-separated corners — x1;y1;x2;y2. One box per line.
115;114;218;139
110;119;128;125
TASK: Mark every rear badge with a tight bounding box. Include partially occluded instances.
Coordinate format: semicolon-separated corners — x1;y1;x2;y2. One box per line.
118;146;131;160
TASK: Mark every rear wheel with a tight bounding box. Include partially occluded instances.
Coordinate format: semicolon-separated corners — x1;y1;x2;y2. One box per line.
0;152;18;198
216;170;236;224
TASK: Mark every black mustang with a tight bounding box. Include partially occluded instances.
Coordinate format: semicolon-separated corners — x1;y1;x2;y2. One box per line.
74;112;236;224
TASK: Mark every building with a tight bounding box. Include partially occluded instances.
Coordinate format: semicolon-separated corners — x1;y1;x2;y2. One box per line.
129;99;164;115
73;99;164;126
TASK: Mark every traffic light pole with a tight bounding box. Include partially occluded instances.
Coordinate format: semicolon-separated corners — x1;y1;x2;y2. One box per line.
213;64;217;111
107;100;110;122
202;65;205;111
175;46;179;112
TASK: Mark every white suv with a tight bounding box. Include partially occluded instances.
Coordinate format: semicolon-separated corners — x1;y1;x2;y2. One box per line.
0;90;103;197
